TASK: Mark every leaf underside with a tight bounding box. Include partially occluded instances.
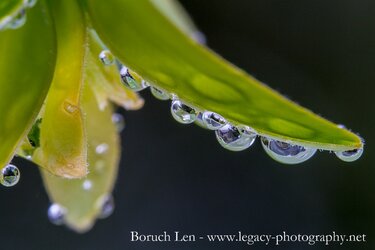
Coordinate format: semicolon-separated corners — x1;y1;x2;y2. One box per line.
86;0;362;151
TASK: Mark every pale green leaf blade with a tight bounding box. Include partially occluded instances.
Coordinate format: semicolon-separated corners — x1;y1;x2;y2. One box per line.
85;0;362;151
0;0;56;168
41;82;120;233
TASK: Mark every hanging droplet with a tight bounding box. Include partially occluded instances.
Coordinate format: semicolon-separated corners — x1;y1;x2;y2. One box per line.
97;195;114;219
215;124;256;151
0;164;20;187
24;0;37;8
99;50;115;66
150;87;170;100
120;66;148;91
170;100;197;124
261;137;316;164
194;112;208;129
335;148;363;162
96;143;109;155
237;125;257;137
202;111;227;130
7;9;26;30
48;203;66;225
112;113;125;132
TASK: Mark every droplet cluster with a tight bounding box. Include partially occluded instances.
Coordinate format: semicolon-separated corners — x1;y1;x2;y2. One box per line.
97;51;364;165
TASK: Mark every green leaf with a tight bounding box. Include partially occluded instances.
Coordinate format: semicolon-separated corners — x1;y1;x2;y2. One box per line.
0;0;56;168
85;0;362;151
41;80;120;233
0;0;24;30
33;0;88;178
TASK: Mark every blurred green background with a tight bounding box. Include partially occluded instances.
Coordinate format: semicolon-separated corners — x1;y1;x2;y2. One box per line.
0;0;374;249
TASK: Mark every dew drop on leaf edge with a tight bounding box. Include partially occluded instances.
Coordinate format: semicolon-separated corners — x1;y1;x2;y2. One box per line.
335;148;363;162
215;124;256;151
48;203;66;225
0;164;20;187
260;137;316;164
170;99;197;124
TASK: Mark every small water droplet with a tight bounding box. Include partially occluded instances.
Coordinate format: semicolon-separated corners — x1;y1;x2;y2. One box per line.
202;111;227;130
112;113;125;132
99;50;115;66
7;9;26;30
82;179;93;191
337;124;346;129
261;137;316;164
48;203;66;225
192;31;207;44
170;100;197;124
150;87;170;100
24;0;37;8
63;101;79;114
120;66;147;91
97;195;114;219
335;148;363;162
95;143;109;155
0;164;20;187
215;124;256;151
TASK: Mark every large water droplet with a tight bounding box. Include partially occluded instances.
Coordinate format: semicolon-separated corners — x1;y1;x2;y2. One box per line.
48;203;66;225
261;137;316;164
170;100;197;124
0;164;20;187
99;50;115;66
215;124;256;151
24;0;37;8
335;148;363;162
112;113;125;132
150;87;170;100
7;9;26;30
97;195;114;219
120;66;148;91
96;143;109;155
202;111;227;130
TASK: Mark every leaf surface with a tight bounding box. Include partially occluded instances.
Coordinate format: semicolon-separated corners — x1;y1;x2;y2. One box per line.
0;0;55;168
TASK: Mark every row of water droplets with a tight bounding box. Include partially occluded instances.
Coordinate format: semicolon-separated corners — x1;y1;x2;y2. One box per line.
98;50;364;165
0;0;37;31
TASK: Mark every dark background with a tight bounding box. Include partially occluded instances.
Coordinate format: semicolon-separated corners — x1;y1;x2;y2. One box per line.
1;0;374;249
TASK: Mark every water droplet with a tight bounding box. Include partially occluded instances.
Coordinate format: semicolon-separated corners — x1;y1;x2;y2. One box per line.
170;100;197;124
82;179;93;191
335;148;363;162
215;124;256;151
150;87;170;100
99;50;115;66
24;0;37;8
63;101;79;114
261;137;316;164
0;164;20;187
194;112;208;129
237;125;257;137
48;203;66;225
192;31;207;44
120;66;147;91
96;143;109;155
7;9;26;30
112;113;125;132
202;111;227;130
97;195;114;219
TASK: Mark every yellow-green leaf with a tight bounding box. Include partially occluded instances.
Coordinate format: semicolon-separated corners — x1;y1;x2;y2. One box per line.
41;82;120;233
85;0;363;151
34;0;88;178
0;0;55;168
